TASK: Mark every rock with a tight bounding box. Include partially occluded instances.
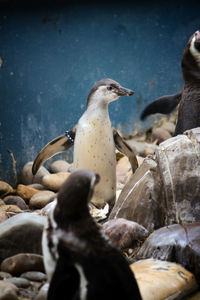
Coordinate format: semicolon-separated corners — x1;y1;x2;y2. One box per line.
50;160;70;173
27;184;46;190
21;271;47;282
6;277;30;288
185;292;200;299
42;172;70;191
0;272;12;280
0;181;14;198
16;185;39;202
109;157;163;231
126;140;157;156
0;280;19;300
130;259;198;300
21;162;50;185
161;121;175;134
40;199;57;216
35;283;49;300
116;156;131;186
0;205;23;214
133;223;200;285
0;213;45;262
0;209;8;223
151;127;172;144
3;196;27;210
102;218;148;249
1;253;44;276
29;191;56;209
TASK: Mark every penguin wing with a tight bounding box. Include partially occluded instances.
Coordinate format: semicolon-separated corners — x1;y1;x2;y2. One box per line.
140;92;182;120
32;128;76;175
113;129;138;173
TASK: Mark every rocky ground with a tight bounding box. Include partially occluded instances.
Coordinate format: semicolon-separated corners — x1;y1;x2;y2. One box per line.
0;114;200;299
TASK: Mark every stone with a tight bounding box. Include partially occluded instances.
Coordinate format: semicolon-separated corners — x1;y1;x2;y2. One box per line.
0;280;19;300
161;121;175;134
133;223;200;285
3;196;27;210
27;184;46;190
102;218;148;249
151;127;172;144
0;213;45;262
0;272;12;280
0;209;8;223
130;259;198;300
21;271;47;282
1;253;44;276
21;162;50;185
126;140;157;156
40;199;57;216
42;172;70;191
0;181;14;198
116;156;131;186
186;292;200;300
6;277;30;288
50;160;70;173
109;157;164;231
16;184;39;202
0;205;23;214
29;191;56;209
35;283;49;300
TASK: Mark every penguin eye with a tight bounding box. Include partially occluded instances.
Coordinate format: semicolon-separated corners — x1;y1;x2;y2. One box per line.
107;86;113;91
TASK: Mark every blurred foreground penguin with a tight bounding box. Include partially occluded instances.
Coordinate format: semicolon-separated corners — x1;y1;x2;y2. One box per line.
43;170;141;300
141;30;200;136
32;78;138;208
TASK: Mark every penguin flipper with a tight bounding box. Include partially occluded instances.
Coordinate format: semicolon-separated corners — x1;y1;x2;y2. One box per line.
113;129;138;173
140;92;182;120
32;129;76;175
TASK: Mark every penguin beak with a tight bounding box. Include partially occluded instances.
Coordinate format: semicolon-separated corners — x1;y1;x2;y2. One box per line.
117;87;134;96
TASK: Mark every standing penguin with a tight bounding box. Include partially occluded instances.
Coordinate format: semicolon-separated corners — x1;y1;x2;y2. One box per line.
32;78;138;208
44;170;141;300
140;30;200;136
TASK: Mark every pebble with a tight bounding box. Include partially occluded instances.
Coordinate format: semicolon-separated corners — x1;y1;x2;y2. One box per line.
0;205;23;214
0;213;45;262
130;259;198;300
151;127;172;144
21;271;47;282
116;156;131;186
0;181;14;198
3;195;27;210
6;277;30;288
0;272;12;280
1;253;44;275
0;209;8;223
16;184;39;202
102;218;148;249
21;162;50;185
50;160;71;173
161;121;175;134
0;280;19;300
29;191;56;208
28;183;46;190
42;172;71;191
35;283;49;300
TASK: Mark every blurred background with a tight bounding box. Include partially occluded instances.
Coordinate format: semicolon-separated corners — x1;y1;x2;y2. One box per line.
0;0;200;184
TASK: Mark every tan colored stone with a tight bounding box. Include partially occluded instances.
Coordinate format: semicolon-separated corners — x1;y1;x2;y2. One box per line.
130;259;198;300
29;191;56;208
0;181;14;198
42;172;70;191
50;160;70;173
0;205;23;214
0;280;18;300
16;184;39;201
151;127;172;144
0;208;8;222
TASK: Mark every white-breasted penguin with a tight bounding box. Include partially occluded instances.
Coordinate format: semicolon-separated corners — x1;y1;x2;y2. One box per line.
44;170;141;300
140;30;200;136
32;78;138;208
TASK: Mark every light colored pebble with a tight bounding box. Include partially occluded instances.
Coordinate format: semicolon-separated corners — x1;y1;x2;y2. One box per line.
29;191;56;209
21;271;47;282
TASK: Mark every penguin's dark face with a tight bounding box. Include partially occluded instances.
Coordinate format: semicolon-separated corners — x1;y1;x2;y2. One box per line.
87;78;134;107
54;170;100;223
182;30;200;81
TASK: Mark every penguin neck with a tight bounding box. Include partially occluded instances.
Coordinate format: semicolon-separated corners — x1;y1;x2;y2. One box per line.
86;95;110;115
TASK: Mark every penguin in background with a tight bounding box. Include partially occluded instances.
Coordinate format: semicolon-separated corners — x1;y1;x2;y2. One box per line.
140;30;200;136
44;170;141;300
32;78;138;208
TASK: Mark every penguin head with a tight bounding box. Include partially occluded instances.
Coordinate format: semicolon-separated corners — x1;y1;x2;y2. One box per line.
54;170;100;224
87;78;134;107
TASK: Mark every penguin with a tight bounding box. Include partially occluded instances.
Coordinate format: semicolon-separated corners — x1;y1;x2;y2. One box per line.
32;78;138;208
140;30;200;136
43;169;141;300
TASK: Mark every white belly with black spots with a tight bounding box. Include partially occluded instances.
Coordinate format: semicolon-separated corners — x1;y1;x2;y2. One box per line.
74;111;116;207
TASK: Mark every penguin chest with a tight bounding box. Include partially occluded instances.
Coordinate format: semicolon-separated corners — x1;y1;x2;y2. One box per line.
74;114;116;206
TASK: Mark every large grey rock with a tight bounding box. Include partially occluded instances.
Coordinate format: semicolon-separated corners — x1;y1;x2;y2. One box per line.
110;128;200;230
0;213;45;262
109;157;164;231
21;162;50;185
133;223;200;285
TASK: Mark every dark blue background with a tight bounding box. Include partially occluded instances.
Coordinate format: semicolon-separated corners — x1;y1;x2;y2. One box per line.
0;0;200;184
